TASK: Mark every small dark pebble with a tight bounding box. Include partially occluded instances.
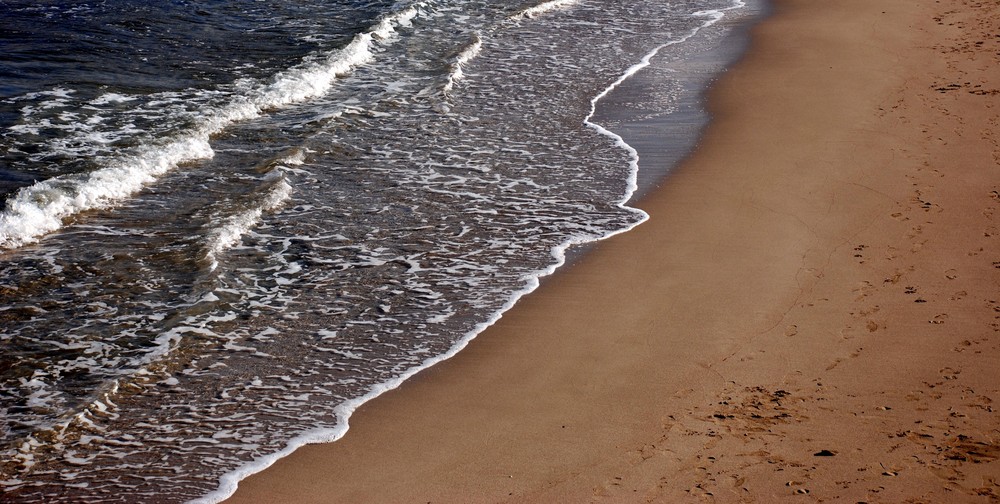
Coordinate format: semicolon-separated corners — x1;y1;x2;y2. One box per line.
814;450;836;457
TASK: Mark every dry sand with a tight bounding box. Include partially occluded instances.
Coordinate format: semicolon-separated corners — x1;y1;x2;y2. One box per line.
225;0;1000;501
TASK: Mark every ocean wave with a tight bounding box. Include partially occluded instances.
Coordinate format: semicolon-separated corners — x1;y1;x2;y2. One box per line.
0;3;426;251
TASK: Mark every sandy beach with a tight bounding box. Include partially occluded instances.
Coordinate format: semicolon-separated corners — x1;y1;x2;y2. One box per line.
225;0;999;501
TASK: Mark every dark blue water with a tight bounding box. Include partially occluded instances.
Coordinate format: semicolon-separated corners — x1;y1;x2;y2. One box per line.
0;0;392;198
0;1;754;501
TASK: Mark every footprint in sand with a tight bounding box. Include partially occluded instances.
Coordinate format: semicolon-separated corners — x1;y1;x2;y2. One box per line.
952;339;974;352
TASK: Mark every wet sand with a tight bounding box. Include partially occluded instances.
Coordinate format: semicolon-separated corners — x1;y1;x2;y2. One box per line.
225;0;1000;501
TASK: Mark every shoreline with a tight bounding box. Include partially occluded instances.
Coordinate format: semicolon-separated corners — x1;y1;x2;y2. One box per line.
204;3;758;501
594;0;764;202
226;0;1000;501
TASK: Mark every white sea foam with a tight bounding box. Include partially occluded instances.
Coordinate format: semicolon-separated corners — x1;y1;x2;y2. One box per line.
194;2;747;503
204;175;293;272
0;135;215;249
0;3;420;478
511;0;578;20
0;4;424;251
0;0;755;499
442;33;483;96
584;0;746;216
281;148;306;166
89;93;138;106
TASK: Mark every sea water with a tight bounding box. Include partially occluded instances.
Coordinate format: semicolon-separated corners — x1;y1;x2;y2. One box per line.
0;0;755;501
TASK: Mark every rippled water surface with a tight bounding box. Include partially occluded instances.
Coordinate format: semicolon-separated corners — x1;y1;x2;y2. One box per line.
0;0;753;501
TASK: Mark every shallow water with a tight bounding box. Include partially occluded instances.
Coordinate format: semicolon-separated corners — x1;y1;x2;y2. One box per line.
0;0;755;501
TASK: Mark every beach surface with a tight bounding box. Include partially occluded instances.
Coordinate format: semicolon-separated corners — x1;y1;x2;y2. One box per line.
225;0;1000;501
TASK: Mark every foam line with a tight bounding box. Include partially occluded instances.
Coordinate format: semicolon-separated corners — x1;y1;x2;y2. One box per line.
193;2;746;502
204;176;293;272
510;0;578;20
442;34;484;96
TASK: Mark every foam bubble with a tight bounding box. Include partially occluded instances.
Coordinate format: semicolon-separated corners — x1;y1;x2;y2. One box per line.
511;0;577;20
89;93;138;106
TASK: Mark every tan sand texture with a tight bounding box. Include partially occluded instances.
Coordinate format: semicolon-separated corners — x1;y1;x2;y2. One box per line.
225;0;999;501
